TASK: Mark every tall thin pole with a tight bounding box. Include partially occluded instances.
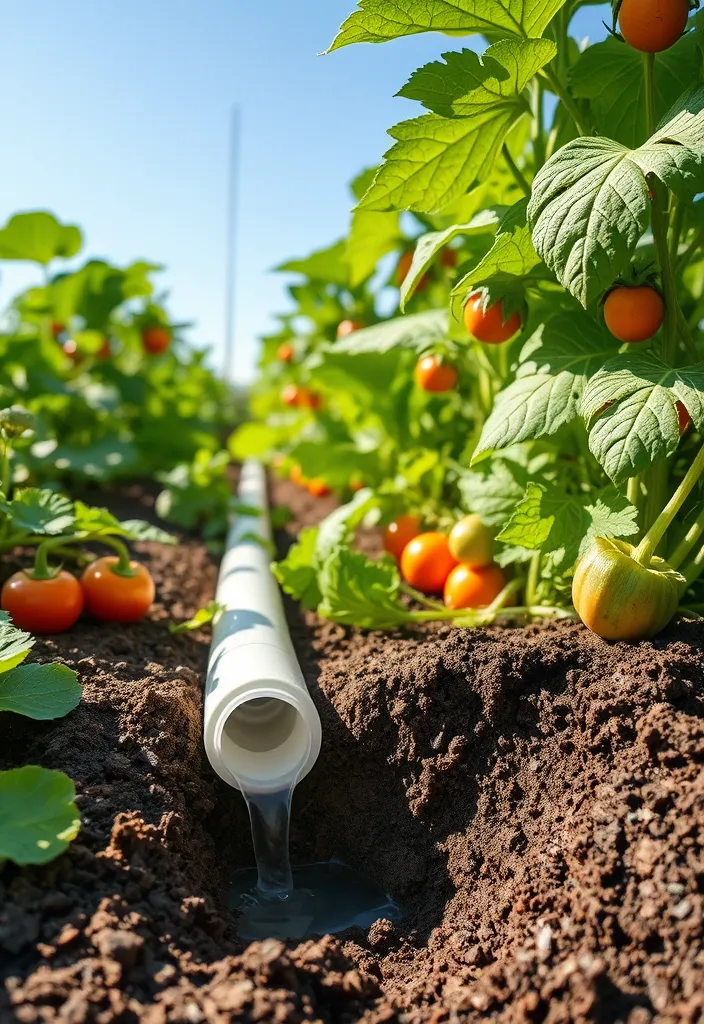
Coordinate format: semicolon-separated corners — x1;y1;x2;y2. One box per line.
224;105;241;383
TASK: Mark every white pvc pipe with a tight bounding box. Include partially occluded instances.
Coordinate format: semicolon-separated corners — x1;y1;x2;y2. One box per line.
204;460;322;794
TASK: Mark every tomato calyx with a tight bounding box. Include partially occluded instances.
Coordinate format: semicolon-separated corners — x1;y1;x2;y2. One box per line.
101;539;140;578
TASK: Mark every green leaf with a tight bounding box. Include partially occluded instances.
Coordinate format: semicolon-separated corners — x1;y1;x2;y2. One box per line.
51;260;157;329
582;355;704;484
0;766;80;865
529;85;704;307
570;33;702;149
0;663;81;720
231;503;262;518
272;528;322;610
30;438;138;479
316;489;376;564
169;601;225;634
458;457;530;525
0;616;34;673
473;310;615;460
73;502;122;534
270;505;294;529
330;310;448;354
276;240;349;287
239;531;276;556
498;482;640;574
359;39;555;213
228;423;290;461
0;489;75;536
400;209;499;310
0;212;82;265
326;0;569;51
119;520;177;545
348;207;401;287
451;198;539;310
318;548;411;629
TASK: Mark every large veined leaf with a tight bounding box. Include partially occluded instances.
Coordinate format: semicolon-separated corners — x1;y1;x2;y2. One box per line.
330;309;448;354
0;489;75;536
400;209;499;309
498;481;639;574
0;663;81;720
472;310;616;461
358;39;556;213
570;33;701;150
0;615;34;674
318;548;409;629
0;767;80;865
582;355;704;484
325;0;569;51
0;212;82;265
529;85;704;307
451;198;539;311
458;457;530;525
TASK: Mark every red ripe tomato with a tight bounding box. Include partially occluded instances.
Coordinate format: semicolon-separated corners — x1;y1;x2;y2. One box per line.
440;248;458;269
337;320;364;339
142;326;171;355
677;401;692;436
619;0;688;53
1;570;83;634
603;286;665;343
464;294;522;344
307;478;331;498
297;387;321;410
401;533;458;594
383;514;422;562
277;343;294;363
414;355;459;393
396;250;429;291
80;557;155;623
444;563;506;610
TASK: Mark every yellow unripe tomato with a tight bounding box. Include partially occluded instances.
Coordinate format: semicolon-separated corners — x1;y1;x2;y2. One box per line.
572;537;683;641
448;514;494;566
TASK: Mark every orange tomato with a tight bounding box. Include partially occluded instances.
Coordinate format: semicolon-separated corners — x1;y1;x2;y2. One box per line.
290;465;307;486
444;563;506;610
349;478;365;492
142;326;171;354
396;250;429;291
677;401;692;436
80;557;155;623
1;570;84;634
277;343;294;363
337;320;364;338
414;355;459;393
401;533;458;594
464;294;522;344
603;285;665;343
383;514;422;562
281;384;302;407
307;478;331;498
619;0;688;53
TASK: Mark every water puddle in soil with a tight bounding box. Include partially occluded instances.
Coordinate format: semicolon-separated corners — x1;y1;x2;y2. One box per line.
229;783;402;941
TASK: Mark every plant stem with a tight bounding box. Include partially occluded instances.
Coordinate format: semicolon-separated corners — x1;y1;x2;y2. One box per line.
676;227;704;275
31;542;58;580
1;439;11;497
634;441;704;565
669;198;685;267
541;66;589;137
100;537;136;576
643;52;657;137
670;504;704;569
501;143;531;197
525;552;541;607
682;543;704;585
531;80;546;169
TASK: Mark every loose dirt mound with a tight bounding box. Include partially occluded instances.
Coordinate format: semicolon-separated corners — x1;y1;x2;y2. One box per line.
1;480;702;1023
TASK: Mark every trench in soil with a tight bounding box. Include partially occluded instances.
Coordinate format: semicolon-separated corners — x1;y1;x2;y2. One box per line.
1;475;703;1022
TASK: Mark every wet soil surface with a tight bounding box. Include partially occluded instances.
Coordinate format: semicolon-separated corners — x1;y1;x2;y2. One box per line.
1;478;703;1023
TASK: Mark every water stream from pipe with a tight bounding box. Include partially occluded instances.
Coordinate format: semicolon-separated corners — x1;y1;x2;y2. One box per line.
229;783;403;941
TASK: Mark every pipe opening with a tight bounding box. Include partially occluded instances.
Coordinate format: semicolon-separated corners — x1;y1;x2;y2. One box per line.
219;693;311;791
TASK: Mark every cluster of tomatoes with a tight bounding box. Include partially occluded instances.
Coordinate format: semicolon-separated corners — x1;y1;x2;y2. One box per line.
383;512;506;611
1;557;155;635
286;461;333;499
51;321;172;362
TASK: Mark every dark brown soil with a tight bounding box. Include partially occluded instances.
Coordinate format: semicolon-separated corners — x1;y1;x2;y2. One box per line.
1;479;703;1023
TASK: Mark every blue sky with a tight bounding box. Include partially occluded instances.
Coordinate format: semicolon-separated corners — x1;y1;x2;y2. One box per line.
0;2;608;383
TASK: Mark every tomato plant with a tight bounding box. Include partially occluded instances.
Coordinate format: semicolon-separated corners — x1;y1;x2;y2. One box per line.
234;0;704;643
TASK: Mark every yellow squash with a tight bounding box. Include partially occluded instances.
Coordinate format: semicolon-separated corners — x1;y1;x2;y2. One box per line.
572;537;683;641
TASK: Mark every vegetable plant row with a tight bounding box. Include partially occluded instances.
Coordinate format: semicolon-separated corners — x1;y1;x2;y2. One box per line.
233;0;704;642
0;211;239;867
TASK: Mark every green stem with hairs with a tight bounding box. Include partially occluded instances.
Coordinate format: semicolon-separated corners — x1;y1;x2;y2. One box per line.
541;66;589;137
501;143;531;197
670;504;704;570
634;441;704;565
